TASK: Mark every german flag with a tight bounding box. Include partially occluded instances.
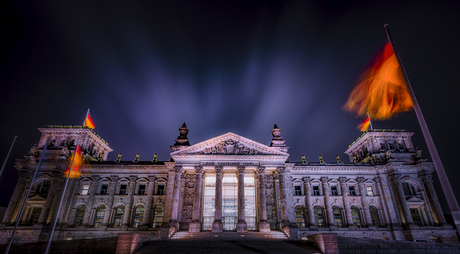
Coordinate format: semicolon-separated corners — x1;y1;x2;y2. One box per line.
83;109;95;129
357;117;371;132
64;145;84;178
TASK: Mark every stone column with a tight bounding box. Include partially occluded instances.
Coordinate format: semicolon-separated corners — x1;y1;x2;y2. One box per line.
102;176;117;227
168;165;182;229
357;177;373;228
2;172;30;225
212;165;223;232
122;176;137;228
339;177;354;228
322;177;334;228
257;166;270;232
420;174;447;225
236;165;247;232
82;176;99;227
142;176;156;228
303;177;315;227
189;166;204;232
278;167;290;227
38;173;61;225
390;174;414;226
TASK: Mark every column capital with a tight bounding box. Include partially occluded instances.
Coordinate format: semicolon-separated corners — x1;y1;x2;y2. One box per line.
237;165;245;175
338;176;347;183
277;166;286;174
356;177;365;184
389;174;402;183
110;176;118;182
302;176;310;183
129;176;137;182
215;165;223;174
174;165;183;173
257;166;266;174
195;165;204;174
92;176;101;182
273;171;279;180
321;177;328;183
418;174;433;182
374;176;381;183
148;176;156;182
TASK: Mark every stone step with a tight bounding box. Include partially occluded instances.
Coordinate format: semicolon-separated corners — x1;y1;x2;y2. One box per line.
169;231;289;241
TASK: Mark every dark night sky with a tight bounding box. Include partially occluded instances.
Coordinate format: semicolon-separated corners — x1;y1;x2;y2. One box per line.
1;1;459;214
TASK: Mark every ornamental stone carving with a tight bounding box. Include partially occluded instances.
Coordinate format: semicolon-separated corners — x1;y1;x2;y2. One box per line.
198;139;263;155
237;166;245;175
174;165;183;173
181;174;196;222
215;165;223;173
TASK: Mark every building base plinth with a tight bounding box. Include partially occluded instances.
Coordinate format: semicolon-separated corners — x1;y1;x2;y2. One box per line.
258;222;270;233
236;221;247;232
188;222;201;232
212;221;223;232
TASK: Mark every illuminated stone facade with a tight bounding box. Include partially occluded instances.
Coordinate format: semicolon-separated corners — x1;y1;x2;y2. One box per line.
0;124;458;244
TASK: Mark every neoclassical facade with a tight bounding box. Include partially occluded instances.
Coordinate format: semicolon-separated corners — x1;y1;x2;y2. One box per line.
0;123;458;243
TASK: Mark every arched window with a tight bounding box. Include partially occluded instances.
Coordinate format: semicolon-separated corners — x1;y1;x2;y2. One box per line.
113;205;125;228
332;206;343;227
153;205;164;228
94;205;105;228
295;206;305;228
34;180;51;194
402;182;417;196
351;206;362;227
74;205;86;226
132;205;145;228
313;206;324;227
369;206;380;227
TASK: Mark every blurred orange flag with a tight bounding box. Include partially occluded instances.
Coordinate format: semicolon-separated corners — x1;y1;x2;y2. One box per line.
358;117;370;132
64;145;84;178
343;42;413;120
83;110;95;129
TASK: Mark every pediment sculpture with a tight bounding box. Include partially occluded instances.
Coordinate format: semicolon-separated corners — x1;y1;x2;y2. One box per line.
197;139;264;155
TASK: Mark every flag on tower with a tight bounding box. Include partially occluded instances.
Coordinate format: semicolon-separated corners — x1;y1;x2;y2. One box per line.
343;42;413;120
357;117;371;132
83;109;95;129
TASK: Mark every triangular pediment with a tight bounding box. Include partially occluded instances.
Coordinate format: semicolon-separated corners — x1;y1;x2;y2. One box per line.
406;196;424;203
27;195;47;202
171;132;289;157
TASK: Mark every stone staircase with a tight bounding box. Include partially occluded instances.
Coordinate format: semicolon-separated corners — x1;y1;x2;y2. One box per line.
169;230;289;241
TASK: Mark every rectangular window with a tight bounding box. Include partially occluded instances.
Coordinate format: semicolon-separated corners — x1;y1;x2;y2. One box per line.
100;184;108;195
119;184;127;195
313;185;320;196
388;143;395;149
366;186;374;196
138;185;146;195
349;186;356;196
294;185;301;196
331;186;338;196
157;185;164;195
81;184;90;195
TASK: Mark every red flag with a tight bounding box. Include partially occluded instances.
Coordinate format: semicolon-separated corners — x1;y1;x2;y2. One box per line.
343;42;413;120
357;117;371;132
64;146;84;178
83;110;95;129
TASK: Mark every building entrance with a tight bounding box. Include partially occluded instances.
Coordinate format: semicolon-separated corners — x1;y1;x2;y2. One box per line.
222;175;238;231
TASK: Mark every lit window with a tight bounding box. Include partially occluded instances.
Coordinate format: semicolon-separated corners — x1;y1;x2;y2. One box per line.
81;184;90;195
132;206;145;228
94;205;105;228
74;205;86;226
294;185;301;196
295;206;305;227
113;205;124;228
332;206;343;227
366;186;374;196
313;206;324;227
351;206;362;227
153;205;164;228
370;206;380;227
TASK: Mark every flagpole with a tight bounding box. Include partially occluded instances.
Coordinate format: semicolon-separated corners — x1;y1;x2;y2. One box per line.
384;24;460;234
84;109;89;126
0;136;17;178
5;137;49;254
45;136;81;254
367;112;374;130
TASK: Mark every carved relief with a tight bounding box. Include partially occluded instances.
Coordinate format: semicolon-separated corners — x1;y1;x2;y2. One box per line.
197;139;264;155
181;174;196;222
265;174;278;229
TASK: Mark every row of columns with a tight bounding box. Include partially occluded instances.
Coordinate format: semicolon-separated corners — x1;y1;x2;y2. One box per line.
168;165;290;232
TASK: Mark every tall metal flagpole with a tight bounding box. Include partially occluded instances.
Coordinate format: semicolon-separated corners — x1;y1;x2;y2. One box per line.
367;112;374;130
0;136;17;178
45;136;81;254
5;137;49;254
384;24;460;235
